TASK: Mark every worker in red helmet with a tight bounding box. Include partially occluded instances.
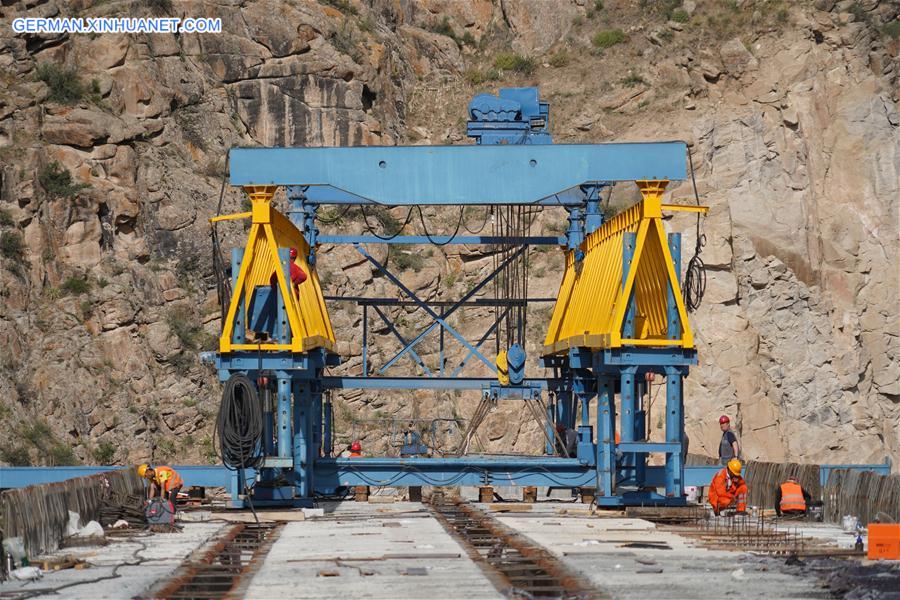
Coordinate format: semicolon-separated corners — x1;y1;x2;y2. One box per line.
270;247;308;298
718;414;741;466
709;459;748;516
349;440;362;458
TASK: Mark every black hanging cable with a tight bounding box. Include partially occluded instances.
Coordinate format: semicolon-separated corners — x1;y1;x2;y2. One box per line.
682;150;707;312
360;205;415;240
215;374;264;471
211;149;233;324
463;206;491;234
317;204;353;224
416;205;464;246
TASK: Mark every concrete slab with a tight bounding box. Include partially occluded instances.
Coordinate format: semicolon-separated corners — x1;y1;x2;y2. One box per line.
494;512;827;599
0;523;226;599
243;502;503;599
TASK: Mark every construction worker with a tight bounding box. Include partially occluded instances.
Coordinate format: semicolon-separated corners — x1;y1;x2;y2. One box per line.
349;440;362;458
718;415;741;465
270;247;307;297
708;458;748;516
775;475;811;517
138;464;184;511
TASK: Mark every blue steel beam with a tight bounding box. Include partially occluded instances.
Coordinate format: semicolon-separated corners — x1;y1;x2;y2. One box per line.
230;143;688;204
318;235;565;245
355;243;495;372
320;377;554;390
2;461;891;491
376;245;528;373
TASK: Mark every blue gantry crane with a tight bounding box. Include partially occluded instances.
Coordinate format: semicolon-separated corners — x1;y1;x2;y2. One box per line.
209;87;708;507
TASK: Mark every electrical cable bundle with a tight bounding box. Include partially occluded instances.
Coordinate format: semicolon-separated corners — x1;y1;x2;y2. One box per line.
215;374;264;471
682;150;706;312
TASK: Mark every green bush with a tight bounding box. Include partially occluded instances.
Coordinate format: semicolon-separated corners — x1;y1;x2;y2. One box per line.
0;209;13;227
883;21;900;39
92;442;117;465
592;28;626;49
35;62;86;104
621;72;647;87
549;50;570;68
389;246;426;272
493;53;536;75
671;9;689;23
464;68;499;85
321;0;357;15
0;444;31;466
431;16;457;41
0;231;25;260
38;162;89;198
50;443;79;466
62;275;91;295
167;306;215;351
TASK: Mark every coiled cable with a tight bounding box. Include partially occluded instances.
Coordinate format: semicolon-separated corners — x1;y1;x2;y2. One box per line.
215;374;264;471
682;149;706;312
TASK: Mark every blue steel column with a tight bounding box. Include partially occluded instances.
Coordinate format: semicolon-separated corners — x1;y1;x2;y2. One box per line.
582;183;607;235
231;249;245;344
596;376;615;497
621;233;637;338
293;382;311;498
277;378;291;458
634;379;646;486
323;394;333;456
619;368;637;485
667;233;682;340
664;366;684;498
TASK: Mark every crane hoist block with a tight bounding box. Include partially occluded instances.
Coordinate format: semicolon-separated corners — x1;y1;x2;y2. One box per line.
542;180;696;355
218;185;335;354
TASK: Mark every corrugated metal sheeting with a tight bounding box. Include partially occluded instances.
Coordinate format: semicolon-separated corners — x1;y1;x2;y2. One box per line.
0;468;143;556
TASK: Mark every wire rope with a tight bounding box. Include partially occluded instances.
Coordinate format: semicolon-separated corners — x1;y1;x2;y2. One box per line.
682;150;706;312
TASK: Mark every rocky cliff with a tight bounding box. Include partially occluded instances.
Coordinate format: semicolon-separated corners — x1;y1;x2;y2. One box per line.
0;0;897;469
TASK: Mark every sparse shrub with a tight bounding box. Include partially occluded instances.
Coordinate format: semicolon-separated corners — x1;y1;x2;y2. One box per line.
38;162;89;198
92;441;116;465
593;28;626;49
594;0;604;10
549;50;570;67
431;16;457;41
461;31;476;46
147;0;173;14
321;0;357;15
167;305;215;351
331;22;363;63
0;231;24;260
389;246;426;272
0;444;31;466
883;21;900;39
464;68;499;85
0;209;13;227
493;53;536;75
61;275;91;295
775;8;789;23
671;9;689;23
621;72;647;87
848;2;867;24
50;443;79;466
35;62;85;104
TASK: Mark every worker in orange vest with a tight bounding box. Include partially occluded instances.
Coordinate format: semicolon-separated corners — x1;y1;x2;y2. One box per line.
138;464;184;511
775;475;811;517
708;459;748;516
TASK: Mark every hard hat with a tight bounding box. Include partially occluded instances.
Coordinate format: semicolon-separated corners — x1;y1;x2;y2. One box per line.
137;463;151;478
787;475;798;482
727;459;742;476
350;440;361;452
719;415;730;424
289;247;298;259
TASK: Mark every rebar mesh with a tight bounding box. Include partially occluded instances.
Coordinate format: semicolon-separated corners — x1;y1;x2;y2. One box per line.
0;469;143;557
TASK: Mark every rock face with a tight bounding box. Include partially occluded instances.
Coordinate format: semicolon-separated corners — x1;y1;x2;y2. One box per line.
0;0;897;470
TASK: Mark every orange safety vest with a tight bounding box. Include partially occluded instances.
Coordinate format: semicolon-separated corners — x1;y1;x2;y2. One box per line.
709;468;748;513
154;466;183;493
349;451;362;458
779;481;806;512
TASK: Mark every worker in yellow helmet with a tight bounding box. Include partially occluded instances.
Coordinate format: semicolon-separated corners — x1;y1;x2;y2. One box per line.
137;463;184;511
708;459;748;516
